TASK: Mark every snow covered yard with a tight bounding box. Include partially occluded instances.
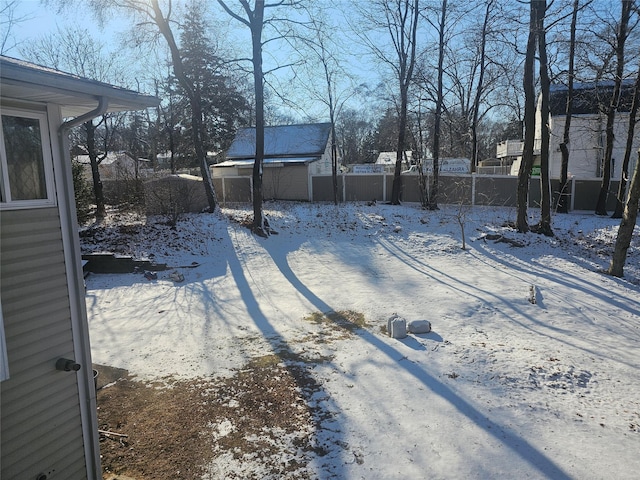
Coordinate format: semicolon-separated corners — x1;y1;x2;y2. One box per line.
83;202;640;479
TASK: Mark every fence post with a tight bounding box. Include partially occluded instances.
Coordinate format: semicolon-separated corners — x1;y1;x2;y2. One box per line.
383;172;387;202
342;174;346;202
471;174;476;207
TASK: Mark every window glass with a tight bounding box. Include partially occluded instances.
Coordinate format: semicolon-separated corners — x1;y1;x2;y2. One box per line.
2;115;47;200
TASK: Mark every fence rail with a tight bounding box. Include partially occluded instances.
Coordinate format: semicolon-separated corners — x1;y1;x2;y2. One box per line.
211;173;622;212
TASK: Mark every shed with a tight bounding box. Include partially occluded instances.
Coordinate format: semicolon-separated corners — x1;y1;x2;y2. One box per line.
213;123;333;201
0;55;159;479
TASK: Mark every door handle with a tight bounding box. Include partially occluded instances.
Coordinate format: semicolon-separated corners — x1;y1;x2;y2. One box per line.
56;358;81;372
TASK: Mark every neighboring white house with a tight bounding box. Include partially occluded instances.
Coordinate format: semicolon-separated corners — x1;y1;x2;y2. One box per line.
0;55;158;480
213;123;334;201
75;150;152;180
510;80;639;178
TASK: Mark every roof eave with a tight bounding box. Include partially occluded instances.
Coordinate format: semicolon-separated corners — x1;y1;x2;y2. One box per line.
0;56;160;116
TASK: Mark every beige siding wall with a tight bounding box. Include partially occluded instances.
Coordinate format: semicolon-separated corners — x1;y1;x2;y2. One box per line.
1;208;87;480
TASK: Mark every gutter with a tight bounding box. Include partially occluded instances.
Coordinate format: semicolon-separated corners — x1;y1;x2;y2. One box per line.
56;96;109;480
60;96;109;132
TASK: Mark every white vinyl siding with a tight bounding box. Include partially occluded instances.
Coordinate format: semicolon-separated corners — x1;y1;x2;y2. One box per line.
0;207;87;480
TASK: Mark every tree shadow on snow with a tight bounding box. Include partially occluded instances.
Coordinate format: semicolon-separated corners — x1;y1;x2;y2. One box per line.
222;229;349;477
259;234;572;480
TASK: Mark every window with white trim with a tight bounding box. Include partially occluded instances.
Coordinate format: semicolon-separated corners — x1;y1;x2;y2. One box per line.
0;108;56;209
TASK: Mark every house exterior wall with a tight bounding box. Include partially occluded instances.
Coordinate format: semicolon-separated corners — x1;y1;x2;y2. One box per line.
1;100;100;480
548;114;638;179
536;88;638;179
309;138;333;175
211;165;243;178
0;208;88;479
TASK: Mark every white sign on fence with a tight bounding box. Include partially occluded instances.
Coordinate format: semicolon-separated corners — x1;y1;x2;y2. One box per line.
352;164;385;174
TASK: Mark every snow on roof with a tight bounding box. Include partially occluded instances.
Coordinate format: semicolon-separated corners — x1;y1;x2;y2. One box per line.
375;151;412;165
75;151;149;165
226;123;331;159
214;156;321;168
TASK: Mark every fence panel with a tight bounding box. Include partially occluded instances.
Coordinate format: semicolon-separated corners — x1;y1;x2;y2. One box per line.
214;177;252;203
212;172;627;212
473;176;517;206
312;175;341;202
574;179;620;211
344;174;386;202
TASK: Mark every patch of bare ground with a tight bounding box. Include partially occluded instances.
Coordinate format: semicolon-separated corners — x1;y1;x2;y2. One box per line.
99;362;321;478
97;310;366;478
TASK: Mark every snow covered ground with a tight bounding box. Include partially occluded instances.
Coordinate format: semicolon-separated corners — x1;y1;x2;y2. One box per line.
84;202;640;479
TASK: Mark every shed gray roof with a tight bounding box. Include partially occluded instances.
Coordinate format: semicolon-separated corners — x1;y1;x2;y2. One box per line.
226;123;331;159
0;55;159;117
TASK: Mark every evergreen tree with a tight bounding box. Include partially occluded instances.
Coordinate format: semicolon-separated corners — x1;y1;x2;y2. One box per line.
177;1;250;161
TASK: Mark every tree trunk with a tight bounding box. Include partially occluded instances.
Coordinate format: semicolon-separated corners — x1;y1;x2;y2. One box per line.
608;148;640;277
151;0;217;213
516;1;539;233
85;120;106;220
612;62;640;218
557;0;579;214
535;2;553;236
251;1;268;236
331;121;339;205
429;0;447;211
391;86;409;205
595;0;630;216
390;0;420;206
470;0;493;173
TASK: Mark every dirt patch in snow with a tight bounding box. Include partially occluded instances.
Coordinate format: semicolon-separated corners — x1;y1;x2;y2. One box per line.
97;344;334;479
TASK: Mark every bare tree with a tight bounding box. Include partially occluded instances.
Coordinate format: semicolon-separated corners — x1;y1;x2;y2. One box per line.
217;0;293;236
612;60;640;217
557;0;582;213
55;0;221;213
470;0;496;172
595;0;633;215
607;147;640;277
297;11;355;205
351;0;420;205
534;0;553;236
427;0;447;210
22;26;124;219
516;0;541;233
0;0;30;54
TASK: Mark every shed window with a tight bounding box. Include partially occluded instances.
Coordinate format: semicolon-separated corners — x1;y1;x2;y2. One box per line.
0;109;55;208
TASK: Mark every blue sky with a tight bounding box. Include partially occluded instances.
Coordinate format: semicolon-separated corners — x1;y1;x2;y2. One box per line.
5;0;375;121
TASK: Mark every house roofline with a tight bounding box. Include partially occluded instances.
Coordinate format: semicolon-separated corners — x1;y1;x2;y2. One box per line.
0;55;160;116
